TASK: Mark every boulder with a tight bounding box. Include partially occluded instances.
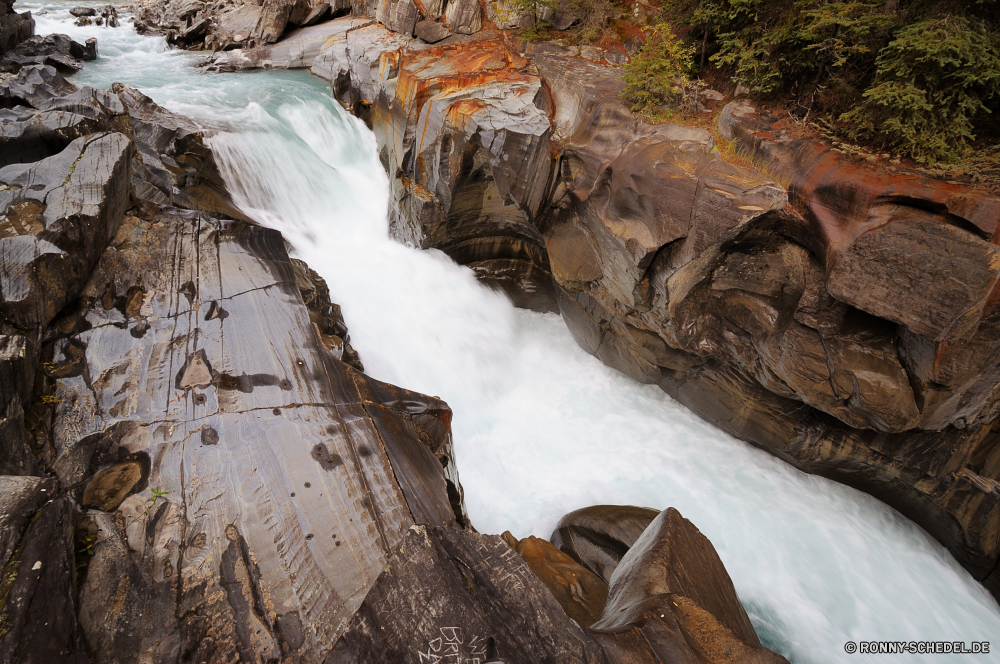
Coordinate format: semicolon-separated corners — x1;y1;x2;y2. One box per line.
376;0;417;37
550;504;660;582
414;17;449;43
69;6;95;16
0;0;33;53
49;202;468;660
593;508;787;664
1;33;97;73
445;0;482;35
330;514;789;663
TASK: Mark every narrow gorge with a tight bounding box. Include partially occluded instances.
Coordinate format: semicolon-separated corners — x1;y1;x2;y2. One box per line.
1;2;999;663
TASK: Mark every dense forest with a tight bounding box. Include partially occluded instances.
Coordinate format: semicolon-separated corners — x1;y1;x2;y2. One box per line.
522;0;1000;170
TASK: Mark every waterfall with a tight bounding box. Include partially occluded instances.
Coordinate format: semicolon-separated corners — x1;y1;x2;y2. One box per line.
24;2;1000;660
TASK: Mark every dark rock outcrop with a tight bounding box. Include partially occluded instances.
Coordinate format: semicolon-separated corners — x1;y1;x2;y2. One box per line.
593;508;786;664
0;0;33;53
0;482;88;664
0;56;480;663
551;504;660;582
1;33;96;74
509;533;609;627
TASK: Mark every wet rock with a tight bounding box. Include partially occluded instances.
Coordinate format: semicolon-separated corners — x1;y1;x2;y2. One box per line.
550;504;660;582
332;516;789;663
69;6;96;17
52;205;467;660
414;18;449;43
330;525;609;663
111;82;248;219
595;509;759;645
444;0;481;35
292;257;364;371
1;33;97;74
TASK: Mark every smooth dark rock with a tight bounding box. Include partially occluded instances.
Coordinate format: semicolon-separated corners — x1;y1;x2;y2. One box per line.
55;205;468;661
1;33;97;75
512;534;608;626
329;525;609;663
0;336;40;475
69;6;95;17
0;1;34;53
551;504;660;583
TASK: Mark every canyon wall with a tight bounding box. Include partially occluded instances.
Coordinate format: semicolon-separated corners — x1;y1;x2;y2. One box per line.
0;15;787;664
210;11;1000;599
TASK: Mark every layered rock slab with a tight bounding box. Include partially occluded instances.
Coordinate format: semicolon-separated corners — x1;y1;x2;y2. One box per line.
53;205;464;662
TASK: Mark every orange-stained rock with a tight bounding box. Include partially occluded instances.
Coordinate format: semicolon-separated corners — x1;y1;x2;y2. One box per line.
511;534;609;627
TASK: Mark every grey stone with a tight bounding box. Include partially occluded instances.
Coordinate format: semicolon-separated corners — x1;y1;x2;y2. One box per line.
0;130;132;329
414;17;449;43
376;0;417;37
445;0;481;34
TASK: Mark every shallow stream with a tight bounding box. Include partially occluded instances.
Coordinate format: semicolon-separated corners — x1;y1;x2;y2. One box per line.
20;3;1000;660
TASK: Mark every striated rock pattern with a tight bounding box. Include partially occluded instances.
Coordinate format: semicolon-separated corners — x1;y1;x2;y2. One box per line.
443;0;480;35
536;54;1000;598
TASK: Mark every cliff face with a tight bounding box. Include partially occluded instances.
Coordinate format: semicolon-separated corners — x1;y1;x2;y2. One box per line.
216;10;1000;598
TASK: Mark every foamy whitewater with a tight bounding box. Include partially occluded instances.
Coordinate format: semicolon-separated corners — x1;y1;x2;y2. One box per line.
22;2;1000;660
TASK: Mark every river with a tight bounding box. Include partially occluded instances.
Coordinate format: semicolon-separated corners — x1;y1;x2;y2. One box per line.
19;2;1000;661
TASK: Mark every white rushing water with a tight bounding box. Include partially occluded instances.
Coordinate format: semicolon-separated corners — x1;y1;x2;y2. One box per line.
23;3;1000;661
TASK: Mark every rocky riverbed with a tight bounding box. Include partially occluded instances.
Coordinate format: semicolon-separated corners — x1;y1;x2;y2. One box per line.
0;4;801;663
